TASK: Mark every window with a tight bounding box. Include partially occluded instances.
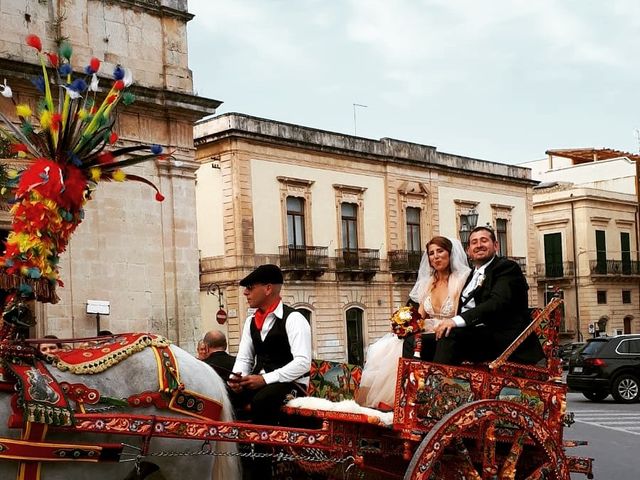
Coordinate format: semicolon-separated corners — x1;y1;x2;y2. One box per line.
286;196;305;247
496;219;508;257
618;339;640;354
624;316;633;335
596;290;607;304
595;230;607;274
345;307;364;365
406;207;421;252
621;232;631;274
341;203;358;250
543;233;563;277
623;290;632;304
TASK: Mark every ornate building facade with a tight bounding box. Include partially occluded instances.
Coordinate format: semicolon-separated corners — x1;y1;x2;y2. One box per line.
195;113;538;362
525;149;640;341
0;0;219;350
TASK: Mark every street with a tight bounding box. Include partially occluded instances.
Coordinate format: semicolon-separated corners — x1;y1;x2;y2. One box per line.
566;392;640;479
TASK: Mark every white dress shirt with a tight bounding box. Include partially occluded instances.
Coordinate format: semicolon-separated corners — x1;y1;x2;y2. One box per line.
232;301;312;387
452;256;495;327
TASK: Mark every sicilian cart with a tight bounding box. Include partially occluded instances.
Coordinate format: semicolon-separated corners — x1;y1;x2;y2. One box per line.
0;34;593;479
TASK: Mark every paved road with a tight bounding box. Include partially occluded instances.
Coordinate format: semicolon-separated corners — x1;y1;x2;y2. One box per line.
566;392;640;479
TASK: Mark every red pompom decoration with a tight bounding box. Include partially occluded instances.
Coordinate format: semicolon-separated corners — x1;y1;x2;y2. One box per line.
45;52;59;67
113;80;125;91
90;57;101;72
109;132;118;144
97;152;114;164
155;192;165;202
51;113;62;131
26;34;42;52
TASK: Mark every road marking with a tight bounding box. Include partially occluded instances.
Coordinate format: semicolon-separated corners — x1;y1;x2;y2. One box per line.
572;410;640;436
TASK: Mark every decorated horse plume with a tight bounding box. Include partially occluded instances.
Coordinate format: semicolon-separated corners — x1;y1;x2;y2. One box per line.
0;34;167;305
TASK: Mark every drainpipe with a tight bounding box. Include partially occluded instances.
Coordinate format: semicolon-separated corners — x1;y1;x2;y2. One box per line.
570;195;581;341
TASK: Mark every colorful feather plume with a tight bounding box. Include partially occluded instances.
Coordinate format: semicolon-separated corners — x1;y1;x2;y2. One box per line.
0;34;167;303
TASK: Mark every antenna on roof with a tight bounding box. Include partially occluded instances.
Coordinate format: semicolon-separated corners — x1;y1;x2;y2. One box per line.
353;103;368;136
634;129;640;153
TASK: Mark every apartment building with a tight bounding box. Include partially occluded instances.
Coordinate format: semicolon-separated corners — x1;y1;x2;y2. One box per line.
524;149;640;340
195;113;537;362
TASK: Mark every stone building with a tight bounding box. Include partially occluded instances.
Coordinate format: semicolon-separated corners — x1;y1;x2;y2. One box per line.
0;0;219;350
195;113;538;362
523;149;640;341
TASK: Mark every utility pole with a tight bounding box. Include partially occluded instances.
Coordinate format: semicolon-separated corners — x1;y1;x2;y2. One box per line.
353;103;368;136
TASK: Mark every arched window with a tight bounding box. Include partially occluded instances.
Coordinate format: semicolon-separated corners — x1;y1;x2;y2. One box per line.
297;308;312;325
345;307;364;365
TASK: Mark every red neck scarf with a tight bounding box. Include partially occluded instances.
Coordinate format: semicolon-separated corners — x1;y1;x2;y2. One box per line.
253;298;281;331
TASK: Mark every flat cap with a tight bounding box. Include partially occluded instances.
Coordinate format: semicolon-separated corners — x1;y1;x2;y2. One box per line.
239;264;284;287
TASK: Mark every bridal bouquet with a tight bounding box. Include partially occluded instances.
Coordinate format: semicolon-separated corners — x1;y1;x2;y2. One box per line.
391;306;424;338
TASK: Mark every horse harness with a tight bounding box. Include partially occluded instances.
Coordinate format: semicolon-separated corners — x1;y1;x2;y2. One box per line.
0;335;223;480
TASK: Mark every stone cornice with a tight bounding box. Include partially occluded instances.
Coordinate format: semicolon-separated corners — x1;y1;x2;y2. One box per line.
0;59;221;119
194;113;538;187
103;0;194;22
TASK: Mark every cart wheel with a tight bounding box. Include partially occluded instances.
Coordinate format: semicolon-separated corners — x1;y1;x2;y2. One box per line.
404;399;569;480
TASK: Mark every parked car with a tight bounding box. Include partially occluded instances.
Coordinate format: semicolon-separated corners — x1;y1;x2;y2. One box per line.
567;334;640;403
560;342;586;370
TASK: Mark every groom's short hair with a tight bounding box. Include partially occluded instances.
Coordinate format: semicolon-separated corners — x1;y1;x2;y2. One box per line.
469;226;496;243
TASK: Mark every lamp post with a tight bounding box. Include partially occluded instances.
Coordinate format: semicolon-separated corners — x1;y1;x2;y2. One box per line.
459;208;479;250
206;284;227;325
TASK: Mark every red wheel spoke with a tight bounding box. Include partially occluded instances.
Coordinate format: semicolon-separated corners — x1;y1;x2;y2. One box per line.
482;421;498;479
498;430;527;480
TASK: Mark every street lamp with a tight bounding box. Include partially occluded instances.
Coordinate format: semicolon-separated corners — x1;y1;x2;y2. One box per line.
206;284;227;324
459;208;479;250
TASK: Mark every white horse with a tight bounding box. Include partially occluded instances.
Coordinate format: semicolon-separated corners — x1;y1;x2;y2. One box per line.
0;344;241;480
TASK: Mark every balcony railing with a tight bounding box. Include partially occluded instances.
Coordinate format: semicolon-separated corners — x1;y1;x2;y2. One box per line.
335;248;380;271
535;261;575;279
388;250;423;272
589;259;640;276
279;245;329;270
507;256;527;273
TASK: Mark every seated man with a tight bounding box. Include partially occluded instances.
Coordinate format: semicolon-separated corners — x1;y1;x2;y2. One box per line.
405;226;544;365
201;330;236;378
228;264;311;425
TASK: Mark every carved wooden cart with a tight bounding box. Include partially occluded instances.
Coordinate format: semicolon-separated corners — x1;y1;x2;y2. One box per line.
0;298;594;480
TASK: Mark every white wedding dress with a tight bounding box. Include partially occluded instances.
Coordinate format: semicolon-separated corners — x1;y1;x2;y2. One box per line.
357;294;457;409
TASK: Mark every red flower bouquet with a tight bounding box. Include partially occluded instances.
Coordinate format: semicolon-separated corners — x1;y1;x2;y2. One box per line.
391;306;424;338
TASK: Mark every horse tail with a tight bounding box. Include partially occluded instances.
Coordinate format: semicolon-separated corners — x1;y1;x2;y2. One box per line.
212;385;241;480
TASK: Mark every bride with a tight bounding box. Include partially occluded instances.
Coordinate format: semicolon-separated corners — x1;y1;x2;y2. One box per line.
356;236;470;409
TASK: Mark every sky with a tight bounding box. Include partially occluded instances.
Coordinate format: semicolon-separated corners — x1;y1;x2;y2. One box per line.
187;0;640;165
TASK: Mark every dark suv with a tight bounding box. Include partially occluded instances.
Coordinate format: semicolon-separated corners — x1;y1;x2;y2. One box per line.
567;334;640;403
560;342;586;370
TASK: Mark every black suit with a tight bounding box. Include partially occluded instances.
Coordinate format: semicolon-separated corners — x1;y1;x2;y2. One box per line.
403;256;544;365
203;351;236;378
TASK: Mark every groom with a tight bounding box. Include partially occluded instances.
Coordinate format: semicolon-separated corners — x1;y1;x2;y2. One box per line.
404;226;544;365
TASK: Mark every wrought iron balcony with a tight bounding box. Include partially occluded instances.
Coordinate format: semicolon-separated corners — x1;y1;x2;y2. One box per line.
278;245;328;278
507;256;527;273
335;248;380;272
535;261;575;279
388;250;423;272
589;259;640;276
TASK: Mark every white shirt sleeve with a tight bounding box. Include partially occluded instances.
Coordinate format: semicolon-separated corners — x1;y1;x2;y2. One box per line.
452;315;467;328
262;311;312;385
231;316;256;376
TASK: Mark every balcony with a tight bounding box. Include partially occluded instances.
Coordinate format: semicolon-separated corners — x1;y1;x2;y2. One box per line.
535;261;575;280
388;250;422;281
278;245;328;280
335;248;380;281
589;259;640;277
507;256;527;274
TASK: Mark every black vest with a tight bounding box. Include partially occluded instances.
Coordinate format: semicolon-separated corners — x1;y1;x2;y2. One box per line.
250;304;298;375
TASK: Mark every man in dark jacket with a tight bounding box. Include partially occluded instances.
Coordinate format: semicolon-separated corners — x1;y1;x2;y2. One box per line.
201;330;236;378
431;226;544;365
